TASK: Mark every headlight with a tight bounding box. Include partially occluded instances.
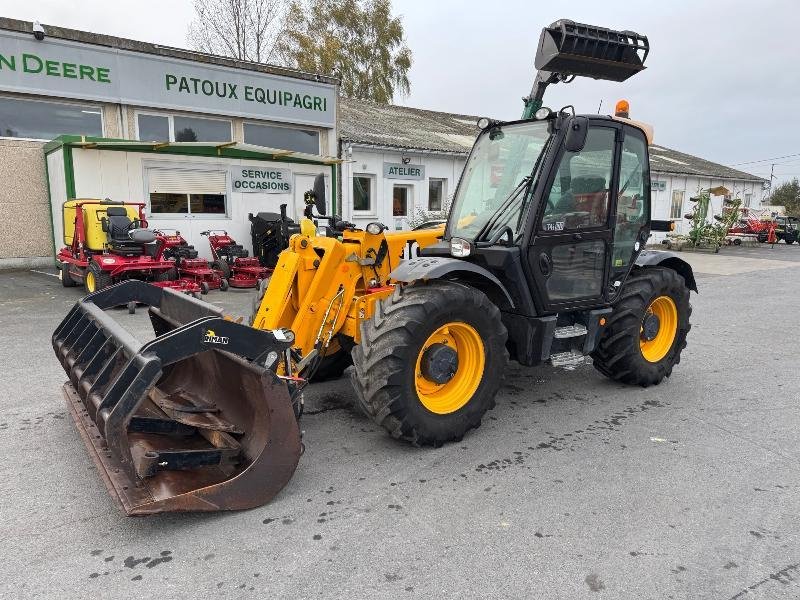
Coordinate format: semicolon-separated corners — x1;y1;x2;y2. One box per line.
366;222;384;235
450;237;472;258
477;117;490;130
534;107;552;120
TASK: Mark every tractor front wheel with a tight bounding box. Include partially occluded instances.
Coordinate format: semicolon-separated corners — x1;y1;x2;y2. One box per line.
592;267;691;387
84;261;112;294
352;281;508;446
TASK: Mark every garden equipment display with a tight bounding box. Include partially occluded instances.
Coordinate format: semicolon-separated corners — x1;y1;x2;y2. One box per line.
156;230;228;294
53;19;697;516
201;230;270;289
249;205;299;268
57;200;184;294
728;214;778;244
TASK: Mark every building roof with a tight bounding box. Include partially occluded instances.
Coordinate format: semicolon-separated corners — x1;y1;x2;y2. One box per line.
340;98;765;182
339;97;481;155
0;18;338;85
648;145;765;182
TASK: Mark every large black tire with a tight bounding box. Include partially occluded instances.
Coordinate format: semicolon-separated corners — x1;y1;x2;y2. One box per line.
156;267;178;281
757;232;768;243
592;267;691;387
351;280;508;447
85;261;113;294
248;277;270;326
311;337;354;381
59;262;76;287
212;259;232;279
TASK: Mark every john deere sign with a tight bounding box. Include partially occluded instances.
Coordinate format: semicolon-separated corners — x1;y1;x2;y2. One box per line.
231;166;292;193
0;30;335;128
383;162;425;180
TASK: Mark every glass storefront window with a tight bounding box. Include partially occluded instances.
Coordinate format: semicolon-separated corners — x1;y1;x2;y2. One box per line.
173;116;231;142
137;114;170;141
0;97;102;140
244;122;320;154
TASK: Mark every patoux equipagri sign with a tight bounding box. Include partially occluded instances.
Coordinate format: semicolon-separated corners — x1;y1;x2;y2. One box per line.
0;30;336;128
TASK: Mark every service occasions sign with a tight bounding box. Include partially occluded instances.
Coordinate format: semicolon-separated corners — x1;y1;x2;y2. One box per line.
231;166;292;193
0;30;335;128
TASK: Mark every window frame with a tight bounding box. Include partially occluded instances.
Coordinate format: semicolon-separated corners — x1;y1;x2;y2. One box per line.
0;94;104;141
353;173;376;215
134;110;232;143
670;189;685;219
143;162;231;220
428;178;446;211
242;120;321;155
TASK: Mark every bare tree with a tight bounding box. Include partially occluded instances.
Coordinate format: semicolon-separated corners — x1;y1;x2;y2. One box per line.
187;0;287;64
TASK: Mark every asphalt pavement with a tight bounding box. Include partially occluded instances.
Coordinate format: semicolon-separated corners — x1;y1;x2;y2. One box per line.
1;244;799;599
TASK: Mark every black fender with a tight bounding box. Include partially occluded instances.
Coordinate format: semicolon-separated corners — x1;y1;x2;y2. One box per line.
390;257;515;308
634;250;698;292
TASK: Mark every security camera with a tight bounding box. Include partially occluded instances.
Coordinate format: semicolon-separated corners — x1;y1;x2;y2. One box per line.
401;157;411;165
32;21;45;41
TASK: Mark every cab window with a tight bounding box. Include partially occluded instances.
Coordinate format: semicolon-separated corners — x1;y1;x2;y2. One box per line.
540;127;616;231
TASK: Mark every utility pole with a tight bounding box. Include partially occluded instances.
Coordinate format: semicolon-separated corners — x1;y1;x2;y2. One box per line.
769;163;776;192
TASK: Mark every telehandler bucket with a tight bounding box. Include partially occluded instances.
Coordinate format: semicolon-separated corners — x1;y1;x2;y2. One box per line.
52;281;301;516
535;20;649;82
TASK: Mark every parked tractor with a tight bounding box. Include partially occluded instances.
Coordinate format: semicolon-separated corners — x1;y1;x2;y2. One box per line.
57;200;185;295
53;20;696;515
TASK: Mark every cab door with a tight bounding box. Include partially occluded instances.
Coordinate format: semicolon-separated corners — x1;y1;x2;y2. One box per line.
527;123;620;312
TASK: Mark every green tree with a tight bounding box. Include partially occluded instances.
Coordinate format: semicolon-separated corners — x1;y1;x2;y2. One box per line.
279;0;412;103
770;178;800;216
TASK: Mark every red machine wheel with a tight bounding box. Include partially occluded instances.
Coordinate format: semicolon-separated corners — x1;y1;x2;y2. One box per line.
59;262;76;287
220;278;229;292
200;282;210;295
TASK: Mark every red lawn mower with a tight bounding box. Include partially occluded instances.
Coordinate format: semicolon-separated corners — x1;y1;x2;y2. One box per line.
201;230;271;289
57;200;188;300
156;229;229;294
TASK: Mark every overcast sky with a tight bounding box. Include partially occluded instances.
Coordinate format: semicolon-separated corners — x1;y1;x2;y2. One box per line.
3;0;799;184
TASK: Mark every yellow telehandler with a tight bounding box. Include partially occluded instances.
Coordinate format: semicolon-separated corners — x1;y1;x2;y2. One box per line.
53;19;696;515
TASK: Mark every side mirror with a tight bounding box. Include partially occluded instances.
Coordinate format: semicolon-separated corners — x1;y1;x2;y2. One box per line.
564;116;588;153
313;173;326;216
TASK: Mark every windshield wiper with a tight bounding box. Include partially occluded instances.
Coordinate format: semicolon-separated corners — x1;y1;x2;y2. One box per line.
474;176;531;244
472;136;551;246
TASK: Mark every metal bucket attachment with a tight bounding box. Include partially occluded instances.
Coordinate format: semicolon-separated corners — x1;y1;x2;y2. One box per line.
53;280;301;515
535;20;649;82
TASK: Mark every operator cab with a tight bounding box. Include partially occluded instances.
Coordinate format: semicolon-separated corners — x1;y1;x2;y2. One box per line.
436;106;654;315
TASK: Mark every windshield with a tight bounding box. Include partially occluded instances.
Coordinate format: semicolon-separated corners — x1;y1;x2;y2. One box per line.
448;121;551;241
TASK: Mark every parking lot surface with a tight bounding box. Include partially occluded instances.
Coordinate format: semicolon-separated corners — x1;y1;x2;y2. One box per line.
2;244;800;599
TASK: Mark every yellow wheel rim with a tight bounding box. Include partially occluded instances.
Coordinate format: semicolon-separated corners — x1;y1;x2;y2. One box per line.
414;321;485;415
85;271;96;293
640;295;678;363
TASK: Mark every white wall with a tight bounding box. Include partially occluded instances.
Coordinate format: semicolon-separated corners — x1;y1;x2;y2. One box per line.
341;144;466;230
648;171;766;242
65;148;330;259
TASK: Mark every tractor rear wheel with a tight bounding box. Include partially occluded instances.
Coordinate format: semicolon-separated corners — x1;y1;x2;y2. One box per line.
84;261;112;294
352;280;508;446
59;262;76;287
592;267;691;387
